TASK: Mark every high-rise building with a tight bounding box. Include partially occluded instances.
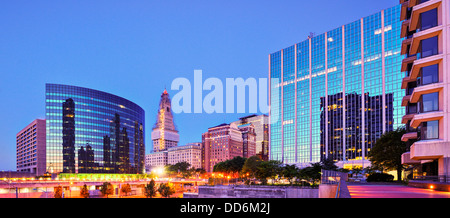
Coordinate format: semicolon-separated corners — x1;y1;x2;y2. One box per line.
151;89;179;152
269;5;404;168
232;114;269;160
16;119;46;176
45;84;145;174
202;123;244;172
400;0;450;180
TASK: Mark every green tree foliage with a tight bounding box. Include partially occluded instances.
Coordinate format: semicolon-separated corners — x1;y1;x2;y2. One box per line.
80;184;90;198
158;182;175;198
167;162;193;178
282;164;299;185
100;182;114;198
213;156;247;176
241;156;262;179
256;160;282;185
368;128;407;181
144;179;157;198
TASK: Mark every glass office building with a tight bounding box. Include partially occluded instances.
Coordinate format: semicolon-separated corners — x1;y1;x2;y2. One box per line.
269;5;404;168
45;84;145;174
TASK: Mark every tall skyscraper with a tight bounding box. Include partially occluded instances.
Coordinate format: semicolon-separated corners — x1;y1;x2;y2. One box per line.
151;89;179;152
269;5;404;168
45;84;145;174
16;119;46;176
400;0;450;180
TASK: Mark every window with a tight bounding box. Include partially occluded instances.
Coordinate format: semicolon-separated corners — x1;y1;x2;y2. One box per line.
420;36;438;58
420;92;439;113
420;64;439;85
419;9;438;31
420;120;439;140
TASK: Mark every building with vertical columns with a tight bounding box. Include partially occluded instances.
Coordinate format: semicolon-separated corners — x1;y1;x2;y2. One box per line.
16;119;46;176
269;5;404;169
400;0;450;180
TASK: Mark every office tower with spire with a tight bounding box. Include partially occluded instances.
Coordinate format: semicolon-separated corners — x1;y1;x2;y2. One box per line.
151;89;179;153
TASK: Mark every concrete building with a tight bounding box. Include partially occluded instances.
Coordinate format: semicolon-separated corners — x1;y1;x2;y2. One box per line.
16;119;46;176
400;0;450;180
232;114;269;160
145;143;202;172
168;143;202;170
145;151;168;172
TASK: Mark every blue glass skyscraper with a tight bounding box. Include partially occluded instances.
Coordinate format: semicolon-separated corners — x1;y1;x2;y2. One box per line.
45;84;145;174
269;5;404;168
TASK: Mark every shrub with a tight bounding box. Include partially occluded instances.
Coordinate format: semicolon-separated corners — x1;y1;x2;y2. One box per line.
367;173;394;182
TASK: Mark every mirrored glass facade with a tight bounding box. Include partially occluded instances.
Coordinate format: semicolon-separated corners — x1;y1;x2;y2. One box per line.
269;5;404;167
45;84;145;174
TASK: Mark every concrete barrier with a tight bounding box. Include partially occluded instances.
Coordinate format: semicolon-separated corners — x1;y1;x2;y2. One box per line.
196;185;318;198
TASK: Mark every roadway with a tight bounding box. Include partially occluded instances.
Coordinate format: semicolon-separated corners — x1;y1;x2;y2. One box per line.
347;183;450;198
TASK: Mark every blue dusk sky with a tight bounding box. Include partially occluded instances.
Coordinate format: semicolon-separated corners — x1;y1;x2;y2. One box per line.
0;0;397;170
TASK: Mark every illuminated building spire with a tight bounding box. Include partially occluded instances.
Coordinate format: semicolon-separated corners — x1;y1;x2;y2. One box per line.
151;89;179;152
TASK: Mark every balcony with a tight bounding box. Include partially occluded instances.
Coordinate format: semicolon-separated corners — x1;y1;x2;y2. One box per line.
401;76;417;89
410;139;449;160
402;132;419;142
409;82;443;103
401;152;422;165
409;25;443;55
401;38;413;55
402;114;415;124
409;54;443;80
401;1;411;21
409;0;442;31
402;95;412;106
410;111;443;128
401;55;417;72
401;19;411;38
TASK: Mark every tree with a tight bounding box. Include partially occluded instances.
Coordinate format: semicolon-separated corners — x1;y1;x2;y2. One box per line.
80;184;90;198
256;160;282;185
100;182;114;198
299;162;322;185
368;128;407;181
144;179;157;198
242;156;263;180
282;164;299;185
121;183;132;197
321;156;338;171
158;182;175;198
54;186;63;198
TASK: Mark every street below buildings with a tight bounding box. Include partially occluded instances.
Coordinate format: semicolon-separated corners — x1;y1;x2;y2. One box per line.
347;183;450;198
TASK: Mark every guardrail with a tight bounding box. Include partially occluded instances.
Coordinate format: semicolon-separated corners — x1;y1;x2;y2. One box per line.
321;170;349;198
413;175;450;183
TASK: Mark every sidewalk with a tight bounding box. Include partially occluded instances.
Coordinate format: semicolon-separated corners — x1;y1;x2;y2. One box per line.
347;182;450;198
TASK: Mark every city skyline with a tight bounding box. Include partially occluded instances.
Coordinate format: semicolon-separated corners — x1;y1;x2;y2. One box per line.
0;0;397;171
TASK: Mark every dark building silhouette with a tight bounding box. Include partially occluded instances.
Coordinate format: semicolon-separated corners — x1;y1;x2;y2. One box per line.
320;92;394;162
62;98;75;173
78;143;95;173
